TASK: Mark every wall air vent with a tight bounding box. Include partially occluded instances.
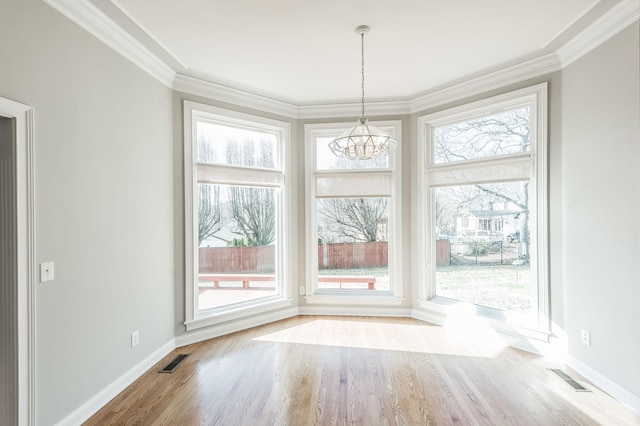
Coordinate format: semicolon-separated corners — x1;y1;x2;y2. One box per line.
159;354;190;373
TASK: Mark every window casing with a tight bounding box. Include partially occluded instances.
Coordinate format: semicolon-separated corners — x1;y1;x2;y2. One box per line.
184;101;291;330
417;84;548;334
305;121;403;305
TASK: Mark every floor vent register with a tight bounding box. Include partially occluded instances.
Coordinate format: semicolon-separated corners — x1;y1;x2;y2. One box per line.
159;354;190;373
548;368;590;392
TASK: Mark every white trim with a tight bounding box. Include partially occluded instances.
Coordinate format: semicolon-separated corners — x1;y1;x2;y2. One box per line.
46;310;639;422
0;97;36;426
43;0;637;117
410;308;563;361
174;74;299;119
183;102;197;328
416;84;543;127
109;0;187;69
414;299;552;342
42;0;175;87
300;306;411;317
177;307;299;347
566;355;640;416
297;100;410;119
409;53;560;114
304;121;403;301
183;101;292;331
304;295;405;306
53;339;175;426
415;83;550;334
185;298;295;331
557;0;640;68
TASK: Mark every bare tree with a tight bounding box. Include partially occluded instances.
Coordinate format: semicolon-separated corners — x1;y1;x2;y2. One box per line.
198;185;222;245
229;186;275;246
434;108;530;163
226;137;276;246
434;107;532;258
318;197;388;242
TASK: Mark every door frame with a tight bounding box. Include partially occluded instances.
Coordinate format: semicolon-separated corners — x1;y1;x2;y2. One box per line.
1;96;36;425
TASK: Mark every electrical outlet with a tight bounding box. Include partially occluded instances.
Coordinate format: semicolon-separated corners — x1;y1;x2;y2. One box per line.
581;329;590;346
299;286;306;295
40;261;55;282
131;330;139;348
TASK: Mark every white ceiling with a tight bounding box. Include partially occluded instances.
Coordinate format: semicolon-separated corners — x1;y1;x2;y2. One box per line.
97;0;621;105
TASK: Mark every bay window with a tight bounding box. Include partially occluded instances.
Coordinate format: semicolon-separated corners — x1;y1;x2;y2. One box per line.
305;122;403;304
418;84;548;333
184;102;291;330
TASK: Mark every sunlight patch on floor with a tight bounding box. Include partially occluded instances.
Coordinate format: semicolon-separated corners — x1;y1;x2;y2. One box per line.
253;317;507;357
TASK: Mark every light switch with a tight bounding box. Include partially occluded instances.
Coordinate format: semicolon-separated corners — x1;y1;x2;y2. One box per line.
40;261;55;282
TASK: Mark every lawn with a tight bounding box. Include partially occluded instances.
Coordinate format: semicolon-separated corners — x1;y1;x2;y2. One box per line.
316;264;531;314
436;264;531;313
318;266;390;290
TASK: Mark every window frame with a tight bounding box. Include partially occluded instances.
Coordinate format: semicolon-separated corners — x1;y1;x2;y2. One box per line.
304;121;404;305
416;84;549;337
184;101;292;330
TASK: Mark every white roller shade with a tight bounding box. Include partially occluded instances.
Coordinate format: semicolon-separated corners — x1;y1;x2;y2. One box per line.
428;155;531;187
315;171;392;197
197;163;282;187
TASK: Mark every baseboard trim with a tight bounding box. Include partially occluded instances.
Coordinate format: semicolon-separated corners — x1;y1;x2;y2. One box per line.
54;339;176;426
566;355;640;416
55;310;639;424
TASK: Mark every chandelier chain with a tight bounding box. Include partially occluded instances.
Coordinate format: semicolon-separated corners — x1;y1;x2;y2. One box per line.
361;31;365;118
327;25;398;161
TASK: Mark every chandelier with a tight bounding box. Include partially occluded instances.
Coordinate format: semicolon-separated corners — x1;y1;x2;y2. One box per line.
329;25;398;161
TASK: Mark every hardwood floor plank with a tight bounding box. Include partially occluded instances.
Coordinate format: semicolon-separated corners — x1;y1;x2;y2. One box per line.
84;316;640;426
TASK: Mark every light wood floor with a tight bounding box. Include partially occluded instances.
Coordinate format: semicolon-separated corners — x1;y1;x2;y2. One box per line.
85;316;639;425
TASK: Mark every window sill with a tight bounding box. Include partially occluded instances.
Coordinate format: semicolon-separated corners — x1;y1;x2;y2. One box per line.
417;297;551;342
305;293;404;306
185;297;294;331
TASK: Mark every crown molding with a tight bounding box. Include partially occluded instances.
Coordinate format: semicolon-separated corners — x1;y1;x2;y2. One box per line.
44;0;638;119
297;100;410;119
42;0;175;87
409;53;561;114
557;0;639;68
173;74;299;119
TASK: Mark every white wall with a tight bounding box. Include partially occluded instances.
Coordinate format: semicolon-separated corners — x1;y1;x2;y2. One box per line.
561;21;640;402
0;0;175;423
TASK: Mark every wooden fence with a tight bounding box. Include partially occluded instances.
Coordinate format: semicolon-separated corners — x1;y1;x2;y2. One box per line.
199;246;275;274
436;239;451;266
318;241;387;270
199;241;390;273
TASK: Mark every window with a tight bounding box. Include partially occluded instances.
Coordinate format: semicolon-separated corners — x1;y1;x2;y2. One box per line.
418;84;548;332
305;122;403;304
184;102;291;330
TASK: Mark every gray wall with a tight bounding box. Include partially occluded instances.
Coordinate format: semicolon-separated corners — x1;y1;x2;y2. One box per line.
0;0;175;423
560;22;640;398
1;0;638;422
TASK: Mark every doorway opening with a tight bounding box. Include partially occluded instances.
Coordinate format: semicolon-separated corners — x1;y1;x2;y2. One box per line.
0;96;36;425
0;115;18;426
